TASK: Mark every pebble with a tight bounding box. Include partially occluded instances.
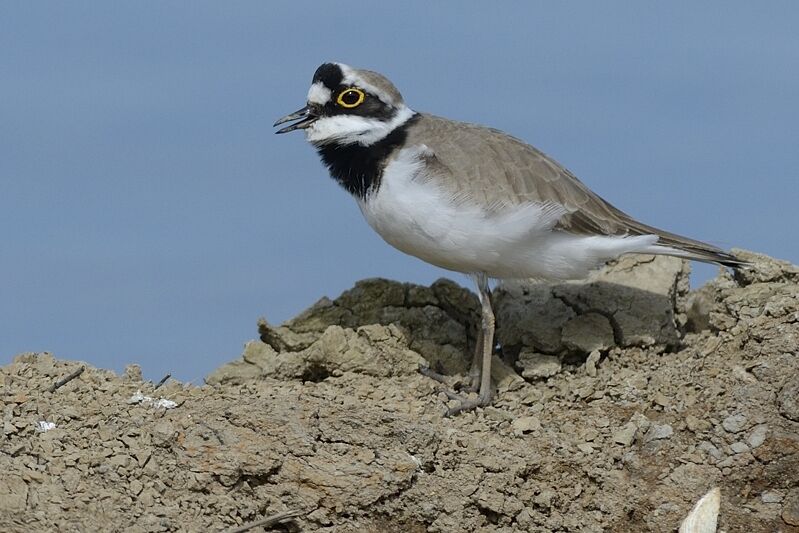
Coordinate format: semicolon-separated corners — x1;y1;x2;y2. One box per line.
716;457;735;468
729;442;749;454
512;416;541;435
783;488;799;526
698;441;724;461
576;443;594;454
582;428;599;442
594;417;610;429
653;392;670;408
721;413;747;433
630;413;651;432
533;489;555;509
613;423;637;447
484;407;514;423
129;479;143;496
584;350;601;377
747;425;768;449
123;365;143;382
778;378;799;422
685;415;711;433
517;352;561;379
761;490;783;504
643;424;673;443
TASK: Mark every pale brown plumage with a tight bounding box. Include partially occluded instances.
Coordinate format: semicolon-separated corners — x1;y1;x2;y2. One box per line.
402;113;743;267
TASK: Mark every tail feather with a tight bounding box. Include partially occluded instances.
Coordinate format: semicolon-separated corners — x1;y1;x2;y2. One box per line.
640;243;747;269
617;212;748;269
554;195;748;269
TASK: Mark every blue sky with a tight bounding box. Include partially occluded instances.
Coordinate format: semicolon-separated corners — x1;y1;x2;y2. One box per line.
2;2;797;382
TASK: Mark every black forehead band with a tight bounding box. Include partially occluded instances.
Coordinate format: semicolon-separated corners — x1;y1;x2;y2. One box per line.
312;63;344;90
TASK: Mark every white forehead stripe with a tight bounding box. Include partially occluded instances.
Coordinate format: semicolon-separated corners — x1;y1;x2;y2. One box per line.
336;63;394;105
307;82;331;105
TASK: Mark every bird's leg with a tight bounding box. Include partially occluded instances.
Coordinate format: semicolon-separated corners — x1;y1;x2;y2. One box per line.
463;327;484;392
444;274;495;416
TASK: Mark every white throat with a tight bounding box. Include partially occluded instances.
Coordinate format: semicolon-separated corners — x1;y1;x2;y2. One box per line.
305;105;416;146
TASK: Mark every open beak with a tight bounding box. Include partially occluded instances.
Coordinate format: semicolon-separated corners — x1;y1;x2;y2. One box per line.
274;105;318;134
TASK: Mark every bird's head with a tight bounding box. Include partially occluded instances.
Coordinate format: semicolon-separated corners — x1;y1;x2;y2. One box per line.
274;62;415;147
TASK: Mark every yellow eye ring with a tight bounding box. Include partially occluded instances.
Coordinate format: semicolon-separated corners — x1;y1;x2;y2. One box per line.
336;88;365;108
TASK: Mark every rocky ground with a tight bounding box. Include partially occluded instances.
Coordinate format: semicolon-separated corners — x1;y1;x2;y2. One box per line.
1;250;798;532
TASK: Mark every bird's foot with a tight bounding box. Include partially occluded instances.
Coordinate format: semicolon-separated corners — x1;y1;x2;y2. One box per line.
440;388;493;417
419;365;480;393
418;365;450;385
419;365;492;415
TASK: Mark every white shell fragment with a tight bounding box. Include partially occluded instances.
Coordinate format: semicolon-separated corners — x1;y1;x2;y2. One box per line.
127;390;178;409
35;421;56;432
679;487;721;533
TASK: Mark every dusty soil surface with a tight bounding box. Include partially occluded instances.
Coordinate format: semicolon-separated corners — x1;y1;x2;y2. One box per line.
1;250;798;532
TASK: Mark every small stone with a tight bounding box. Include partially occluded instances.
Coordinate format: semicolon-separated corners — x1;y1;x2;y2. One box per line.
783;488;799;526
533;489;555;509
520;388;543;405
653;392;670;408
700;336;723;356
747;425;768;449
484;407;514;423
512;416;542;435
516;351;561;379
613;422;637;446
492;356;526;392
778;378;799;422
730;442;749;454
698;441;724;461
643;424;673;443
731;365;757;383
716;457;734;469
151;420;176;447
761;490;783;504
123;364;143;381
582;428;599;442
129;479;143;495
630;413;651;432
576;443;594;454
685;415;711;433
584;350;601;377
306;508;333;526
721;413;747;433
139;487;158;507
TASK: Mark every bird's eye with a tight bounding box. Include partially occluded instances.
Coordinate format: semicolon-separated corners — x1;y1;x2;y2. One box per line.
337;88;365;108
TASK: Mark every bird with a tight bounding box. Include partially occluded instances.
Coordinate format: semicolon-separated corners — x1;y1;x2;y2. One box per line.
274;62;746;416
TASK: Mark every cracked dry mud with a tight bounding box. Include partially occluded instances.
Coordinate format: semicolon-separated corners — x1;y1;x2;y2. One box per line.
2;251;798;532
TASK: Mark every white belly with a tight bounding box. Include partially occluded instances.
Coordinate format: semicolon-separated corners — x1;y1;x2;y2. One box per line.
357;146;658;280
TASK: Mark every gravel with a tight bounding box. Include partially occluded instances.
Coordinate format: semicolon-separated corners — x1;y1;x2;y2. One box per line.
1;250;797;532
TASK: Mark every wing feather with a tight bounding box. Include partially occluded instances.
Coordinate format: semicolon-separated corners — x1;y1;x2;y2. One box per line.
404;114;744;267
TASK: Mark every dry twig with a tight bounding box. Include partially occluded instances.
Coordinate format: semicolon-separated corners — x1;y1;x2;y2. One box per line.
47;366;85;393
222;509;305;533
154;373;171;389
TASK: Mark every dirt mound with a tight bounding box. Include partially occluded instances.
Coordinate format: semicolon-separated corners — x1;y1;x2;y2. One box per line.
1;251;797;532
